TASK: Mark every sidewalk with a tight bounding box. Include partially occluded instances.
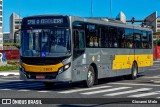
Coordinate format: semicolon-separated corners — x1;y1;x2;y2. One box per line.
0;70;19;76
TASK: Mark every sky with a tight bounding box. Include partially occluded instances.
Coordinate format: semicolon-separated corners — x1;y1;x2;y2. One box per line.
3;0;160;32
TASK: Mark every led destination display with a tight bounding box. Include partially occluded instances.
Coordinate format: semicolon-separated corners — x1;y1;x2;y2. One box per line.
22;16;69;28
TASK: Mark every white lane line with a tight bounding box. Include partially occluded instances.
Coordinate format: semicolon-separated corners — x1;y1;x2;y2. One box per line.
149;68;160;70
142;76;160;79
104;88;152;96
154;64;160;65
81;87;131;95
152;66;160;67
154;75;160;77
37;91;52;93
108;82;160;87
18;90;30;92
154;61;160;63
0;89;12;91
128;92;160;98
58;86;112;94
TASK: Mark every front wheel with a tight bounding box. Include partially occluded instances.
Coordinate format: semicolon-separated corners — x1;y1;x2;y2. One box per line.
84;66;95;88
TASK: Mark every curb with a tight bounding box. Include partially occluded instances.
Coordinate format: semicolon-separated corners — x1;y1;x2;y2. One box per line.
0;70;19;77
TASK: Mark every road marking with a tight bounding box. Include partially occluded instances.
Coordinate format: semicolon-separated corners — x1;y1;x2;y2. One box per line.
149;68;160;70
81;87;131;95
0;89;12;91
154;61;160;63
58;86;112;94
108;82;160;87
128;92;160;97
152;66;160;67
18;90;30;92
142;75;160;79
104;88;152;96
37;91;52;93
142;76;160;79
153;75;160;77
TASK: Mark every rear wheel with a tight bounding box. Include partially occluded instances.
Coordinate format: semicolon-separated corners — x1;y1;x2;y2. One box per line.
84;66;95;88
131;62;138;80
44;82;55;87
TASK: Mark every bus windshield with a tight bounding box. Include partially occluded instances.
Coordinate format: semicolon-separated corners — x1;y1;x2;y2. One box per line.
21;28;71;57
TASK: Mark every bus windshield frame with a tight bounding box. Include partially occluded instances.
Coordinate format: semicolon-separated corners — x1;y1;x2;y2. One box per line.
21;28;71;57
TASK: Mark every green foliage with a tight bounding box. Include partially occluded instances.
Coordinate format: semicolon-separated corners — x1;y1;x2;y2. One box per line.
3;42;19;47
154;40;160;46
0;65;19;71
3;42;20;47
0;60;19;71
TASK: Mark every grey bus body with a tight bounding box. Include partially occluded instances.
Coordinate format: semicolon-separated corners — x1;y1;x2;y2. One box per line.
19;15;153;86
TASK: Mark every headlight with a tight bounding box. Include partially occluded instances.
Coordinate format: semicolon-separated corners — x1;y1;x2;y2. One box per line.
64;63;71;70
58;67;64;74
58;63;71;74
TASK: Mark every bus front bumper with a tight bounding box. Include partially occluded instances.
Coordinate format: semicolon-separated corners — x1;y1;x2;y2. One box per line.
19;68;72;82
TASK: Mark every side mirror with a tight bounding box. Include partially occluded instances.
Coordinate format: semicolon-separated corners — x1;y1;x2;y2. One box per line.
14;29;21;49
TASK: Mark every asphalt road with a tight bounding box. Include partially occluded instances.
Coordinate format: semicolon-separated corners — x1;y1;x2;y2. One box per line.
0;62;160;107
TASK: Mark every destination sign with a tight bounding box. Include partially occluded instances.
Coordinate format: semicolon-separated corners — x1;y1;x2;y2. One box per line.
27;18;64;25
22;16;69;27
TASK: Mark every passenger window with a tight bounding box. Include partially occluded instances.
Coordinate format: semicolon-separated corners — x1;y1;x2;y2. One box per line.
142;31;148;49
125;29;133;48
134;30;142;49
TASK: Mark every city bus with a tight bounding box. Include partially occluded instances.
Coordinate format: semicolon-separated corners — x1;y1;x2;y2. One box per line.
18;15;153;87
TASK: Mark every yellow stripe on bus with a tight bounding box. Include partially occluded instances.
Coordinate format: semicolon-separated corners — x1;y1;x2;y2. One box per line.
22;63;64;73
112;54;153;70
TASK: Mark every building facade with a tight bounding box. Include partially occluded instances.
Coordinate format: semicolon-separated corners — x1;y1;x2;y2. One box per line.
145;11;160;39
10;13;22;42
3;32;10;43
0;0;3;50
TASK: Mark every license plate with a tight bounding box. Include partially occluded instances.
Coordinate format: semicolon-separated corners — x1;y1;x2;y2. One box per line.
36;75;45;79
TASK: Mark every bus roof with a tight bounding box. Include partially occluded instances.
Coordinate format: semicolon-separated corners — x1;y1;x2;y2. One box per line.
23;14;152;32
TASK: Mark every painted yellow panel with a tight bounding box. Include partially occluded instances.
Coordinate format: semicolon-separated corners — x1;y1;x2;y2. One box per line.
112;54;153;70
22;63;64;73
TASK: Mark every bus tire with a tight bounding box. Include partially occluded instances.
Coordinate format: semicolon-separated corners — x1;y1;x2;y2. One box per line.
84;66;95;88
131;62;138;80
44;82;55;87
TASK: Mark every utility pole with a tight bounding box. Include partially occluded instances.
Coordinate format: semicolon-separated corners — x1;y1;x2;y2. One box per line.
110;0;112;18
18;0;21;29
91;0;93;17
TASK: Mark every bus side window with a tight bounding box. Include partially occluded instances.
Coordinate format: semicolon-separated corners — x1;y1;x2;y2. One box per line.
73;30;85;59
